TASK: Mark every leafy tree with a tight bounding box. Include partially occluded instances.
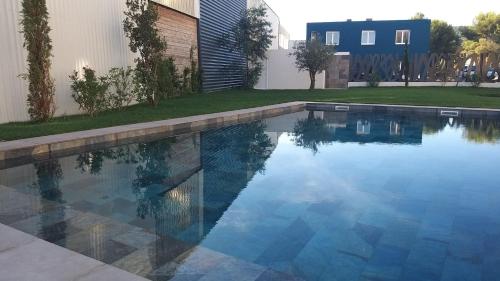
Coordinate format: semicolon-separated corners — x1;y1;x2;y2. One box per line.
123;0;166;106
20;0;56;122
411;12;426;20
224;5;274;89
462;38;500;55
458;26;480;41
473;12;500;43
291;40;335;90
430;20;461;54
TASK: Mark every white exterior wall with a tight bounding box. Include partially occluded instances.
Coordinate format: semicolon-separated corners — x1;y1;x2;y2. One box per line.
0;0;199;124
255;49;325;90
248;0;281;50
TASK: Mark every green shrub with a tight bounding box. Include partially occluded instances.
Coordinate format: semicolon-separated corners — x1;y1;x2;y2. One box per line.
107;67;135;110
469;73;481;87
181;67;192;95
158;57;179;99
190;47;201;93
69;67;109;117
368;72;381;87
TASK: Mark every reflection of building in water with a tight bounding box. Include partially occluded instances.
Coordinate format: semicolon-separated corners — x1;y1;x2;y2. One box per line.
356;120;371;135
321;111;424;144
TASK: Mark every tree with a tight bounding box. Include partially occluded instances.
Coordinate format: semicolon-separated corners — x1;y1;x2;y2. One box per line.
123;0;166;106
411;12;426;20
20;0;56;122
430;20;461;54
462;38;500;55
291;40;335;90
473;12;500;43
458;26;480;41
224;5;273;89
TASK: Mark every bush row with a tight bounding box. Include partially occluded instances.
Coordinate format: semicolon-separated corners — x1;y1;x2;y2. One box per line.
69;56;201;116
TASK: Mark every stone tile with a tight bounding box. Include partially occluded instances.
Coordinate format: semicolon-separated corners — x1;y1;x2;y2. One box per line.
481;256;500;281
319;252;366;281
403;239;448;279
353;222;384;247
358;211;395;229
255;218;314;267
293;229;339;280
55;224;136;262
113;227;158;248
35;220;83;243
0;223;37;252
256;269;304;281
9;207;81;236
197;256;266;281
0;237;99;281
448;234;483;264
113;248;156;277
362;245;409;281
76;264;149;281
379;218;420;250
307;200;344;216
440;258;481;281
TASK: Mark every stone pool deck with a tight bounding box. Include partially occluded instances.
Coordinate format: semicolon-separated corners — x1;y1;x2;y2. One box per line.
0;223;147;281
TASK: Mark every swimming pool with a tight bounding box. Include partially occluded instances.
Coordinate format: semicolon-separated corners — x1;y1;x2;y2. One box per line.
1;108;500;281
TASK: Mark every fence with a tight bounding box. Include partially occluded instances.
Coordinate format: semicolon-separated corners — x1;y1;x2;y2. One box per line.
349;52;500;83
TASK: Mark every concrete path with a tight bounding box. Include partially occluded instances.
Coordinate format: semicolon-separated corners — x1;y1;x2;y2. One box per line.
0;223;148;281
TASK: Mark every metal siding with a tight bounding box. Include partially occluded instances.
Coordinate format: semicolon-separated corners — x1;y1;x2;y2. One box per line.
307;20;431;55
0;0;136;124
152;0;200;18
199;0;247;91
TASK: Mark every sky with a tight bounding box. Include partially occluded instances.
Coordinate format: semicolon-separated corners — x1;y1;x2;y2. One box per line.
264;0;500;40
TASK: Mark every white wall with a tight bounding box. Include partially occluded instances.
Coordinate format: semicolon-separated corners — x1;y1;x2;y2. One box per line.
255;49;325;90
0;0;200;124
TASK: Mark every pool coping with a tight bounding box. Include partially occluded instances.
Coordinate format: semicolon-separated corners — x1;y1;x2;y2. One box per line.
0;222;148;281
1;101;500;167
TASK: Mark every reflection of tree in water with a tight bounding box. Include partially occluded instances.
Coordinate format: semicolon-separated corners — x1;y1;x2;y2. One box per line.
422;117;450;135
131;140;174;219
462;119;500;144
32;160;65;243
235;122;274;173
292;111;331;153
75;149;116;175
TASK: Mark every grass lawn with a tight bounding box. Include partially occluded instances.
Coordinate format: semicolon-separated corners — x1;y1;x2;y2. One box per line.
1;87;499;141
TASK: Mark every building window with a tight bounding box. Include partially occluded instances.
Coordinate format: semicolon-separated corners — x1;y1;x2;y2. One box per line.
395;30;411;45
326;31;340;45
311;31;319;41
361;30;376;45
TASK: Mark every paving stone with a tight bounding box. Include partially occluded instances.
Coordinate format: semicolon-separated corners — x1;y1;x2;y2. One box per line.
379;218;420;250
255;218;314;267
113;227;158;248
404;239;448;278
440;258;481;281
319;252;367;281
362;245;409;281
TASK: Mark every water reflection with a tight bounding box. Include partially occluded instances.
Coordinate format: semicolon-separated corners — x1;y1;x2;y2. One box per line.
0;110;500;280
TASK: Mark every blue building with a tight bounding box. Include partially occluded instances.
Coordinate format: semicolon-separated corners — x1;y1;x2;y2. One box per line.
306;19;431;55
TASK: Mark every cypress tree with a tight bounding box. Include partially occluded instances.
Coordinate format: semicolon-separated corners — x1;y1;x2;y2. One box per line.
20;0;56;121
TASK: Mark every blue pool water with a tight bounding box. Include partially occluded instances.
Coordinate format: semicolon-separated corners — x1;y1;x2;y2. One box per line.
1;109;500;281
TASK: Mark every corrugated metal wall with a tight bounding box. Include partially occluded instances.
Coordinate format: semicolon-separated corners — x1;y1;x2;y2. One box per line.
152;0;200;18
0;0;200;124
0;0;136;124
199;0;247;91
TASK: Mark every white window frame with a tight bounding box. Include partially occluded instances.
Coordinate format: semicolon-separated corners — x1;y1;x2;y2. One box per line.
395;30;411;45
361;30;376;46
326;31;340;46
